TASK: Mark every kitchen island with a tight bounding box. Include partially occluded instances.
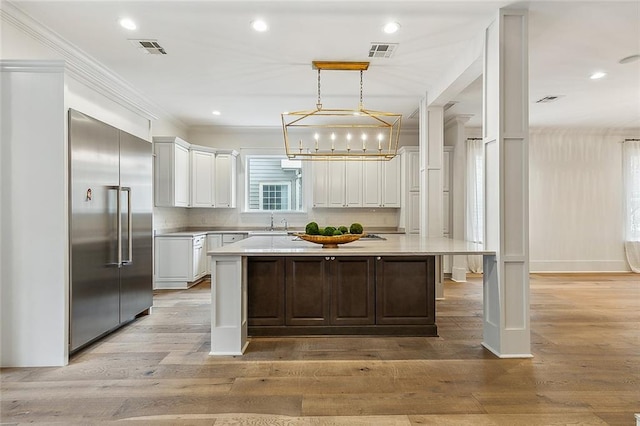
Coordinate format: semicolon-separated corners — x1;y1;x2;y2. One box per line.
208;234;494;355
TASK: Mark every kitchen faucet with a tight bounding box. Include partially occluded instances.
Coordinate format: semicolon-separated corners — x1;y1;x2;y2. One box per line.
281;218;288;231
269;212;274;231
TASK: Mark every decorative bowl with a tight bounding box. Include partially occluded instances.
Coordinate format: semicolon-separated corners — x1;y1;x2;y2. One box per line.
295;233;365;248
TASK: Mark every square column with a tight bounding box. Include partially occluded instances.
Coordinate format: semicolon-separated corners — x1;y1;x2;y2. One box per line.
482;9;531;357
210;255;249;355
420;104;445;299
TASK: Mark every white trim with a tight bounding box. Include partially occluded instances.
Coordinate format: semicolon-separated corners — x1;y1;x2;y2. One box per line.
530;260;630;273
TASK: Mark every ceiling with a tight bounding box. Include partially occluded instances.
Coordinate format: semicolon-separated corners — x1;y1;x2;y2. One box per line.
6;1;640;130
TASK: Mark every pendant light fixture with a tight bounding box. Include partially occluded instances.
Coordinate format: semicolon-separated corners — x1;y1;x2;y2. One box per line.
281;61;402;161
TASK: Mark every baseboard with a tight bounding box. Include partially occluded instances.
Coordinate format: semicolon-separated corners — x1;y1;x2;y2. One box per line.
530;260;630;273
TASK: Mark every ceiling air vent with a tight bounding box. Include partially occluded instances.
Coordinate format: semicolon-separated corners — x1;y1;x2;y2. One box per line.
535;95;563;103
129;39;167;55
369;43;398;58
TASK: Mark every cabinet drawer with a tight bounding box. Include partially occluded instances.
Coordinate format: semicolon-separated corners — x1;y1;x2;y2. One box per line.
222;233;246;245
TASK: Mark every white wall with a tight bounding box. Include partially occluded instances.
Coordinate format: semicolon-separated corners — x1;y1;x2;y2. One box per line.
529;128;632;272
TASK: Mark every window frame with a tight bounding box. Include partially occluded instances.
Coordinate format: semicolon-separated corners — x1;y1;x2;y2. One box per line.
244;153;306;213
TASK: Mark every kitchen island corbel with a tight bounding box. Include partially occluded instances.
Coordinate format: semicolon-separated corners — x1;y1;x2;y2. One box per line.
208;234;494;356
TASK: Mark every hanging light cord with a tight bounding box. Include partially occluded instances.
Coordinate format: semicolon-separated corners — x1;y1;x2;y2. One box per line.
359;70;364;110
316;69;322;110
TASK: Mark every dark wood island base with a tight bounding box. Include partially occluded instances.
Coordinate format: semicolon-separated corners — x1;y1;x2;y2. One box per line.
248;255;437;337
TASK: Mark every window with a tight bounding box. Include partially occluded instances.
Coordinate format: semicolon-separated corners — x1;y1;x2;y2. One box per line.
260;182;290;210
623;140;640;241
246;156;303;211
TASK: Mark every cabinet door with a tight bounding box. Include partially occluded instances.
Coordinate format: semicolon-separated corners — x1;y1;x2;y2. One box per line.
191;150;215;207
409;150;420;192
155;237;192;280
214;153;236;207
285;257;330;326
327;161;346;207
193;243;206;280
362;161;381;207
375;256;435;325
154;141;190;207
175;144;190;207
248;257;285;326
344;161;363;207
381;156;400;207
408;191;420;234
313;161;328;207
331;257;375;325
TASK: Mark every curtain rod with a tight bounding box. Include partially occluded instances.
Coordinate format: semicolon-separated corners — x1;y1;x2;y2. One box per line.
624;138;640;142
466;137;483;140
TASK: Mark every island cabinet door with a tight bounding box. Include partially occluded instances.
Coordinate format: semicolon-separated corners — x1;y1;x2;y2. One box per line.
247;257;285;326
285;257;331;326
375;256;436;325
331;257;375;325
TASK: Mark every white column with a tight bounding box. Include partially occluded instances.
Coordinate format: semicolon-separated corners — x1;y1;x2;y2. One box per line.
482;9;531;358
447;116;472;283
420;105;445;298
210;255;249;355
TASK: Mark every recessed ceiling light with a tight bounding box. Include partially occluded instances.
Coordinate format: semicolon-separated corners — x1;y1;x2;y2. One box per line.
383;22;400;34
251;19;268;32
590;71;607;80
212;110;221;116
119;18;137;31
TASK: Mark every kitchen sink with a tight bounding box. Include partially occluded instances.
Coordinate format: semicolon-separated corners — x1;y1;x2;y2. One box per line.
247;230;291;236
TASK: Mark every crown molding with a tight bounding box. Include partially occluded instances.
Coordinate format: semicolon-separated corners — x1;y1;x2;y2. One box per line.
1;1;184;128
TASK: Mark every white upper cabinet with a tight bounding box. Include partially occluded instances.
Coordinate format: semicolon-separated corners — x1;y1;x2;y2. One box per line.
362;156;401;208
344;160;363;207
381;155;401;208
190;148;216;208
313;161;329;207
214;151;238;208
153;137;191;207
362;161;381;207
327;161;346;207
313;158;400;208
154;137;237;208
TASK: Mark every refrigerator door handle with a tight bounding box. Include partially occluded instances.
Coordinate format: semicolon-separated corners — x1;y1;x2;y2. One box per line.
122;186;133;265
116;186;123;267
107;185;121;267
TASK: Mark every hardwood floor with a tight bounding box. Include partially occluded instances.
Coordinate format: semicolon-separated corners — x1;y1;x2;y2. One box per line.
1;273;638;425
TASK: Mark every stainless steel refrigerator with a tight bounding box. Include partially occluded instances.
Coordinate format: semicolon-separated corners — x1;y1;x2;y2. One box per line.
69;109;153;353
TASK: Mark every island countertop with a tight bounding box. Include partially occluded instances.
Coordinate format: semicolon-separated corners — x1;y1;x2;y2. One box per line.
207;234;493;257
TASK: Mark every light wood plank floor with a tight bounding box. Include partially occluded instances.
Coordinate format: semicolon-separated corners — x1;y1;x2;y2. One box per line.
2;273;638;425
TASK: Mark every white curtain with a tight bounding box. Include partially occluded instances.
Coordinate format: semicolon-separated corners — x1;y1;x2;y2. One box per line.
466;138;484;273
623;140;640;273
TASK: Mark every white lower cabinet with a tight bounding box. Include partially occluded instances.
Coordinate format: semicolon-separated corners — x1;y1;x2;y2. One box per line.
155;234;207;289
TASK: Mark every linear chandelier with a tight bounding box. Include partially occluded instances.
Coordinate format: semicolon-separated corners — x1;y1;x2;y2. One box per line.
281;61;402;161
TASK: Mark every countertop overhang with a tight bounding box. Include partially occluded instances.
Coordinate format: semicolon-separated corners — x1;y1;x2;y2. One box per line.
207;234;493;257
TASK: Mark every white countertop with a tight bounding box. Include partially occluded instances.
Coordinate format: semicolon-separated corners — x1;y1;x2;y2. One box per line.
156;231;209;237
207;234;493;256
